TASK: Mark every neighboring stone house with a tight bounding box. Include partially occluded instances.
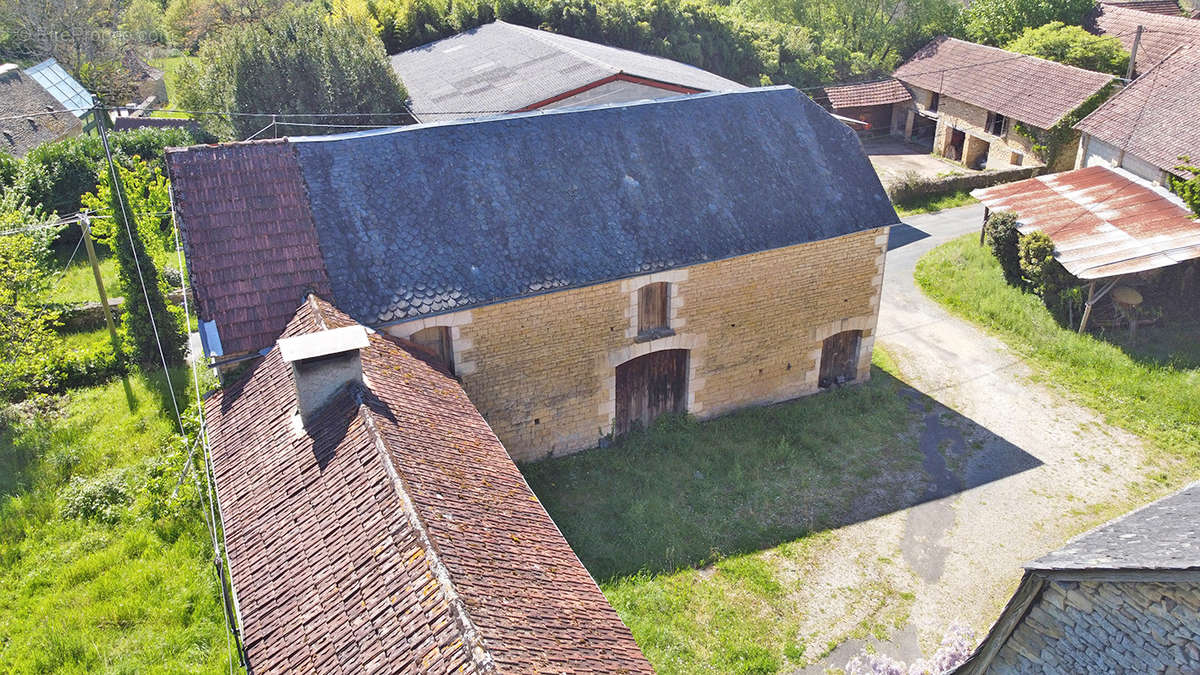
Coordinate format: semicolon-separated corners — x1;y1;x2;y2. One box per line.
167;87;898;461
821;78;913;138
954;481;1200;674
391;20;746;122
893;37;1114;171
1074;45;1200;186
205;294;653;673
1087;3;1200;75
0;63;82;157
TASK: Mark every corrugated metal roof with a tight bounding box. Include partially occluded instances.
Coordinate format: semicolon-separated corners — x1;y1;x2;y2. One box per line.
24;58;92;118
971;165;1200;279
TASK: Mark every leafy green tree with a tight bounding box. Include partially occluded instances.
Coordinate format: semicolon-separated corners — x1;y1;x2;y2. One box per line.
0;195;60;401
1168;159;1200;218
92;160;187;366
1005;21;1129;75
964;0;1096;46
82;158;174;261
984;210;1023;286
176;6;410;139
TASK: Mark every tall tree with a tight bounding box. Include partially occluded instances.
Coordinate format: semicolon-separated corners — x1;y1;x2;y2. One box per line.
175;6;410;139
1005;21;1129;75
963;0;1096;46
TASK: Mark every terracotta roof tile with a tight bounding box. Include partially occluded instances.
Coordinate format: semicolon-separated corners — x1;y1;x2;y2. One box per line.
823;78;912;109
1102;0;1187;16
166;141;333;357
206;296;653;673
1075;45;1200;176
1087;3;1200;74
893;36;1115;129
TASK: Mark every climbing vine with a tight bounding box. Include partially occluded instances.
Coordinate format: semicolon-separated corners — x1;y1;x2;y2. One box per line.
1168;157;1200;217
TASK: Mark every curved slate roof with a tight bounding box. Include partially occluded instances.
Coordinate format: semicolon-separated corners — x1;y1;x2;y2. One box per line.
1029;481;1200;572
292;86;897;326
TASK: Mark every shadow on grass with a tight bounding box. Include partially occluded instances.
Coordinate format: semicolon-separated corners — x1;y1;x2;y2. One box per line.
522;367;1041;581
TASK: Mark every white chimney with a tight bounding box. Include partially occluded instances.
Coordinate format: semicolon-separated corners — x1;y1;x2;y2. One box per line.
277;325;370;426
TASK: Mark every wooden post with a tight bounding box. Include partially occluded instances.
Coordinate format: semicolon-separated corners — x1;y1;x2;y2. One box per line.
980;206;990;246
1126;26;1142;81
81;214;121;352
1078;280;1096;334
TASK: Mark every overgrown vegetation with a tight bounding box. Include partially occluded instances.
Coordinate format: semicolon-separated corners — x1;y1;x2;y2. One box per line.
524;354;926;672
915;235;1200;474
1168;158;1200;217
0;371;234;672
1005;21;1129;75
963;0;1096;46
1014;81;1117;170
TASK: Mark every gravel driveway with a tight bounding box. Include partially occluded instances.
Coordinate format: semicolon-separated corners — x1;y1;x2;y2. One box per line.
798;206;1149;672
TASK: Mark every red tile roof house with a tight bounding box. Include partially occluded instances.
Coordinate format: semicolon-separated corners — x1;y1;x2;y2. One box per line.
1086;2;1200;75
820;78;913;138
1074;45;1200;186
205;294;653;672
892;37;1115;172
167;87;899;462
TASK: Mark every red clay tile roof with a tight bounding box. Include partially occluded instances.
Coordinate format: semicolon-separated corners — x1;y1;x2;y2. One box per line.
1087;3;1200;74
823;78;912;110
1102;0;1186;16
971;165;1200;279
167;141;332;358
892;36;1115;129
1075;45;1200;177
206;296;653;674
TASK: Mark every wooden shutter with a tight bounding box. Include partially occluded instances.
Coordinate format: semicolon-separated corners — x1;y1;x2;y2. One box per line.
409;326;454;374
638;283;669;334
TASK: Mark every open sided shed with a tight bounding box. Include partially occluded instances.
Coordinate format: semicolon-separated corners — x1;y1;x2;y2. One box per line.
972;165;1200;330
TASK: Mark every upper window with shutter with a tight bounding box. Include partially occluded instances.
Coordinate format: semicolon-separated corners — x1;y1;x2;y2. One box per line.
637;282;670;336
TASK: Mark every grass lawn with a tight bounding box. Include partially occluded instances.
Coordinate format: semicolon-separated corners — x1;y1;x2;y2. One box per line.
893;190;978;216
523;350;926;673
0;369;234;672
914;235;1200;479
150;57;195;117
43;252;119;306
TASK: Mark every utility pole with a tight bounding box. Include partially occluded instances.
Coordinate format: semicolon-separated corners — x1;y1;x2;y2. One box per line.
80;213;122;354
1125;26;1143;81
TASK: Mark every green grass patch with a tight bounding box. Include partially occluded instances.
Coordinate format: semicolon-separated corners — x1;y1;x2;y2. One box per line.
524;352;924;673
43;249;119;306
150;57;195;116
0;369;235;672
915;234;1199;477
893;190;978;216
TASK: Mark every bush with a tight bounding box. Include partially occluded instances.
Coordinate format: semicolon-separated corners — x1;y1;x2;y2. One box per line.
983;210;1022;286
60;469;133;524
60;340;129;390
1169;159;1200;218
964;0;1096;46
1019;230;1080;322
17;136;105;216
1005;21;1130;76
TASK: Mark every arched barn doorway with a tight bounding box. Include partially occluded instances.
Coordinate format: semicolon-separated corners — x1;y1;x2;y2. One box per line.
614;349;688;437
819;330;862;388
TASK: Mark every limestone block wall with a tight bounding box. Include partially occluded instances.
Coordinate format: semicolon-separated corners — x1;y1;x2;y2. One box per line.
385;228;889;461
932;96;1041;170
990;578;1200;674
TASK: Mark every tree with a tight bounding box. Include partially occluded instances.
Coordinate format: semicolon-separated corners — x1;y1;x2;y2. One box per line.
1005;21;1129;75
93;158;187;366
963;0;1096;46
0;195;60;401
984;210;1023;286
175;6;410;139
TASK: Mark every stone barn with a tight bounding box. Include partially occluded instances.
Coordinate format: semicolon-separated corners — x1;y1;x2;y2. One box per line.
167;86;899;461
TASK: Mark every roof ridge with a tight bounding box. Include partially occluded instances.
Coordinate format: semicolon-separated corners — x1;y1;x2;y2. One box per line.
500;21;621;75
942;36;1118;79
354;388;496;673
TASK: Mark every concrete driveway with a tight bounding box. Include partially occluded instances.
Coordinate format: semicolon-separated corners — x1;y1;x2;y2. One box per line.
797;205;1149;671
863;136;971;188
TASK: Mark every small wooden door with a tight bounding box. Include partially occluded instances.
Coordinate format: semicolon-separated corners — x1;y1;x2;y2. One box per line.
819;330;861;388
615;349;688;436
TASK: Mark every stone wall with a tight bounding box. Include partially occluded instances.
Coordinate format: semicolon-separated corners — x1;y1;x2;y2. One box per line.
385;228;888;461
932;96;1041;170
990;578;1200;674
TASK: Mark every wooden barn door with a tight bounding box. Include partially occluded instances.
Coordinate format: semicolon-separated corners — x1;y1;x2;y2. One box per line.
819;330;861;388
615;349;688;437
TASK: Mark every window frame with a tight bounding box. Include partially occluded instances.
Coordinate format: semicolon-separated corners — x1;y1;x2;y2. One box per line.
408;325;455;374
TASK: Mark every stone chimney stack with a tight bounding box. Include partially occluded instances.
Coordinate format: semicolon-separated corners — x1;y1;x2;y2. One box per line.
277;325;370;427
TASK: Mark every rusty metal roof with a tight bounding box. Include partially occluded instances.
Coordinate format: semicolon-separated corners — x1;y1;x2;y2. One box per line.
971;165;1200;279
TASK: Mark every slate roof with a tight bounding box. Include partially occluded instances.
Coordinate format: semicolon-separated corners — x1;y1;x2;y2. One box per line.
166;140;333;356
1075;45;1200;177
823;78;912;110
0;64;82;157
169;87;898;358
1087;3;1200;74
392;21;746;121
1029;481;1200;572
892;37;1115;129
206;295;652;673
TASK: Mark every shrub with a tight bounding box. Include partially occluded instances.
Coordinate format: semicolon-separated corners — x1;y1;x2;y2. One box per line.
60;469;133;524
0;150;19;191
887;171;936;204
16;136;105;216
1019;230;1080;322
1168;158;1200;218
60;340;129;390
983;210;1022;286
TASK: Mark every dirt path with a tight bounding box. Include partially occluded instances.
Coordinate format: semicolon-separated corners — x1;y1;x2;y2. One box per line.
796;206;1150;672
